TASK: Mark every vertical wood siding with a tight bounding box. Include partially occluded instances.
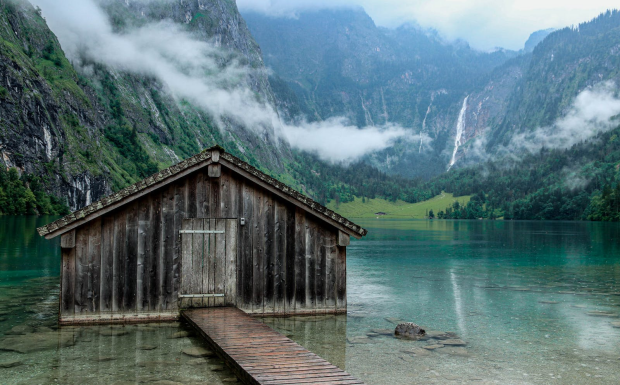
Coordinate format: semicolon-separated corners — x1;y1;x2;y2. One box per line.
60;167;348;323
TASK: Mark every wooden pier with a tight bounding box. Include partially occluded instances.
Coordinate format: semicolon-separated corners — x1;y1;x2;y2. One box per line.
182;307;365;385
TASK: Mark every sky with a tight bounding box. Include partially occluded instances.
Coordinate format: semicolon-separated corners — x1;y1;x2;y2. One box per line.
236;0;619;50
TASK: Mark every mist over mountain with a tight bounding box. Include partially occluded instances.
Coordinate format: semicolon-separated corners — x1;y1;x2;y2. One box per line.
2;0;620;221
245;8;620;173
524;28;555;52
243;8;521;177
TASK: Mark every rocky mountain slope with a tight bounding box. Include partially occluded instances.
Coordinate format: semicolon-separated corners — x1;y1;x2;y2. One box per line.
243;9;520;177
244;8;620;175
0;0;289;210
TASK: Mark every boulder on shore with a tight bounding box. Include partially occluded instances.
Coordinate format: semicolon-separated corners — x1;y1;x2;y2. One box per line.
394;322;426;339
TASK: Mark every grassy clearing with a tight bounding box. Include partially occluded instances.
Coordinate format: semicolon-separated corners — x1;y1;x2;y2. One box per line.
326;193;471;219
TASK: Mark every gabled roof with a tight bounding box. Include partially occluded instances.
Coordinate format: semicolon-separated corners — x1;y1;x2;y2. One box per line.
37;146;368;239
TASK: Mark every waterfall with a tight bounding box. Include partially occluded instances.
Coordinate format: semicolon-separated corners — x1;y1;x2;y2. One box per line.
419;103;432;153
43;127;53;160
447;95;469;171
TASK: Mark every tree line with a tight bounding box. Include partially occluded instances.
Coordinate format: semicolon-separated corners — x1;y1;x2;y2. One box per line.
0;168;69;216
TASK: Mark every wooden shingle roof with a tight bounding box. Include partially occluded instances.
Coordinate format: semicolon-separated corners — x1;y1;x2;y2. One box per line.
37;146;368;239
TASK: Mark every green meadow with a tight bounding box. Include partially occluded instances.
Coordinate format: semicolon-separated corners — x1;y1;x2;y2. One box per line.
326;193;471;219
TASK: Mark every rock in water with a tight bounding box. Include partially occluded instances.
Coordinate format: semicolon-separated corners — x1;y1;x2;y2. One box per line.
611;321;620;328
137;345;158;351
0;359;23;368
0;331;76;353
437;347;469;356
587;311;618;318
6;325;35;335
182;347;215;357
168;331;192;339
394;323;426;339
423;344;444;350
99;328;129;337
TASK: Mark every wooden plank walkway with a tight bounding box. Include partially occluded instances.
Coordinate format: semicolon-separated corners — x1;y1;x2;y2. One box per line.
182;307;365;385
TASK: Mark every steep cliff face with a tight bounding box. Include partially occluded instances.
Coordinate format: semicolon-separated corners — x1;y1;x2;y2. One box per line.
0;0;289;210
100;0;275;106
243;9;519;176
92;0;290;179
0;0;110;209
246;8;620;174
488;11;620;148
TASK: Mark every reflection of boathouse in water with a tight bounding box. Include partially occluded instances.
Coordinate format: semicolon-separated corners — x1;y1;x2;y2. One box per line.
38;146;367;325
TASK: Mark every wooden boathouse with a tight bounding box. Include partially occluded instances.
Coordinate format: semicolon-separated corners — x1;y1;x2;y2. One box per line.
37;146;367;325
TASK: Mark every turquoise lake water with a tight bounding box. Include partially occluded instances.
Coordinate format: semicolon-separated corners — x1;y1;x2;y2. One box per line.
1;216;620;384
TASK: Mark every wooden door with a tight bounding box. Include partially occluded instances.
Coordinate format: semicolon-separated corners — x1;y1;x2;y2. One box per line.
179;218;238;308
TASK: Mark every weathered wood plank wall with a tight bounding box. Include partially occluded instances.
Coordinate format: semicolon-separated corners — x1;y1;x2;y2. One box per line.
59;167;347;324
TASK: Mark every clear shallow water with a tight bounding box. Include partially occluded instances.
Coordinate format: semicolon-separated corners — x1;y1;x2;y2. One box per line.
1;217;620;384
264;219;620;384
0;217;237;385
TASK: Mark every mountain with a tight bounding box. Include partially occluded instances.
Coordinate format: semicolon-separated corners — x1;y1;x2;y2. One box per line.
0;0;289;211
243;9;520;177
243;10;517;177
487;11;620;148
3;0;620;222
245;8;620;175
523;28;555;52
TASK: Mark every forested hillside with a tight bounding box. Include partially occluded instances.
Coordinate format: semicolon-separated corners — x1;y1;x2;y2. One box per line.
0;0;290;212
487;10;620;149
423;124;620;220
244;9;520;177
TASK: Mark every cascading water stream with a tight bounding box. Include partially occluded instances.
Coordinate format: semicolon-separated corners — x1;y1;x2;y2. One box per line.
447;95;469;171
419;103;432;153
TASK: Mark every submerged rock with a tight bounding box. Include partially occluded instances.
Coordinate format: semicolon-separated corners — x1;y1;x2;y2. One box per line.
99;328;129;337
0;359;23;368
539;301;559;304
5;325;35;335
182;347;214;357
402;347;431;356
370;328;394;336
611;321;620;328
437;347;469;356
395;323;426;339
423;344;444;350
168;331;191;339
424;331;448;339
137;345;158;350
0;331;76;353
137;360;178;368
442;339;467;346
347;336;376;344
587;311;618;318
188;358;209;365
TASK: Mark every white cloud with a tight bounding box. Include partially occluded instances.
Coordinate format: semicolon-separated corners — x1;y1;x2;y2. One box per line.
508;81;620;153
461;81;620;164
33;0;408;162
280;118;407;162
237;0;619;50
